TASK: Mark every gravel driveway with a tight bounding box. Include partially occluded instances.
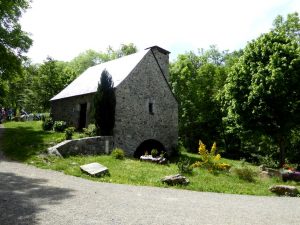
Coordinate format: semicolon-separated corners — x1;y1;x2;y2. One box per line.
1;125;300;225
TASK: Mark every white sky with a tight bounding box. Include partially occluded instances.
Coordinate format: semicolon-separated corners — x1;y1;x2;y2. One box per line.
20;0;300;63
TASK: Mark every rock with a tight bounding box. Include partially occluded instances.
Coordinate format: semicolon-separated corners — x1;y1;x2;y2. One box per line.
259;165;266;171
140;155;167;164
269;185;299;197
266;168;281;177
80;162;109;176
259;165;281;177
282;170;300;182
161;174;189;185
259;171;270;179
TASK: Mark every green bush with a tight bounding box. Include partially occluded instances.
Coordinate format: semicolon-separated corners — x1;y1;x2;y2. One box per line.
177;158;193;174
111;148;125;160
83;124;97;137
233;166;258;182
177;143;187;153
65;127;75;140
256;154;279;169
151;149;158;157
287;128;300;163
53;121;67;132
42;117;54;131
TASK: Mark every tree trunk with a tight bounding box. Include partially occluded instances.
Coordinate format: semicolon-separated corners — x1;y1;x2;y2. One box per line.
217;109;229;153
278;135;286;168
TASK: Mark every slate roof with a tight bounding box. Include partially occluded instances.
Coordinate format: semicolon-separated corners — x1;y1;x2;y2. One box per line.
50;49;148;101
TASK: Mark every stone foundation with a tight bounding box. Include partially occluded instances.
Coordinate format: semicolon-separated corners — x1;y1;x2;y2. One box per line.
48;136;113;157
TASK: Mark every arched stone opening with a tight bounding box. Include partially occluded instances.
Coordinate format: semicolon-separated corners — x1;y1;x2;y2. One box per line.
134;139;165;158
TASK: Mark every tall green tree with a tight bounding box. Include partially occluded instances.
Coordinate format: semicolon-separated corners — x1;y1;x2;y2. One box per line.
222;13;300;166
67;49;102;76
4;62;39;111
94;69;116;136
68;43;137;77
35;57;74;111
116;43;137;58
0;0;32;80
170;46;229;151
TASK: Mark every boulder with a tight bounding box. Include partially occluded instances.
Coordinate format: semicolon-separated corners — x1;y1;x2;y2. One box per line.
80;162;109;177
161;174;189;185
259;165;281;177
269;185;299;197
259;171;270;179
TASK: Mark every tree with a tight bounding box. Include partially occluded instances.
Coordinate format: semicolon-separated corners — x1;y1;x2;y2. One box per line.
170;46;228;151
117;43;137;57
94;69;116;136
222;13;300;166
0;0;32;80
35;57;74;111
67;49;103;76
68;43;138;77
3;62;39;111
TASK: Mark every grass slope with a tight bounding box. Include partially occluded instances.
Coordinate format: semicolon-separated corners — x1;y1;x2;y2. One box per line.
2;121;299;196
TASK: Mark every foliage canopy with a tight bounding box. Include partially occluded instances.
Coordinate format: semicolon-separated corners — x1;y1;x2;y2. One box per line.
170;46;233;151
222;13;300;166
0;0;32;79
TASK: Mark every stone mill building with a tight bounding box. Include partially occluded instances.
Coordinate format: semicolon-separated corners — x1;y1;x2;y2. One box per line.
50;46;178;157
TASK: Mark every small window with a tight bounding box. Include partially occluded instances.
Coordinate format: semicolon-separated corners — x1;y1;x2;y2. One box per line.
149;102;154;115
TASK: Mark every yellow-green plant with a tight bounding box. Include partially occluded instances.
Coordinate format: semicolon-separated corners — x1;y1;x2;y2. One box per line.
111;148;125;160
193;141;230;172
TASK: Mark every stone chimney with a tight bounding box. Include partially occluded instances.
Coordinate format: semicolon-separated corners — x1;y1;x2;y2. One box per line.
145;46;170;82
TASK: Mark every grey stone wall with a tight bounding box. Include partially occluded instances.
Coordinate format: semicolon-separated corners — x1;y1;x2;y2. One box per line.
150;47;170;82
48;136;113;157
51;93;94;129
113;50;178;156
50;47;178;157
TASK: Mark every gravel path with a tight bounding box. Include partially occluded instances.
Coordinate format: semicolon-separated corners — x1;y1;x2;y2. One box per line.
1;125;300;225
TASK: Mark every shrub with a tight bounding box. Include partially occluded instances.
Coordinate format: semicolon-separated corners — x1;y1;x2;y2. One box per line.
83;124;97;137
42;117;54;131
111;148;125;160
217;163;231;171
192;141;228;172
151;149;158;157
257;154;279;169
40;114;46;121
94;69;116;136
233;166;257;182
53;121;67;132
177;158;193;174
65;127;75;140
172;141;185;157
160;151;166;157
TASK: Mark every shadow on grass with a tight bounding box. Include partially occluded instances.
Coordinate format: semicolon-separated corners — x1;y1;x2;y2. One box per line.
169;151;201;164
1;126;58;161
0;172;74;225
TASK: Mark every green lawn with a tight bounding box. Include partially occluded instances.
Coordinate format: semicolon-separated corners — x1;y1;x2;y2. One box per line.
2;121;299;196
